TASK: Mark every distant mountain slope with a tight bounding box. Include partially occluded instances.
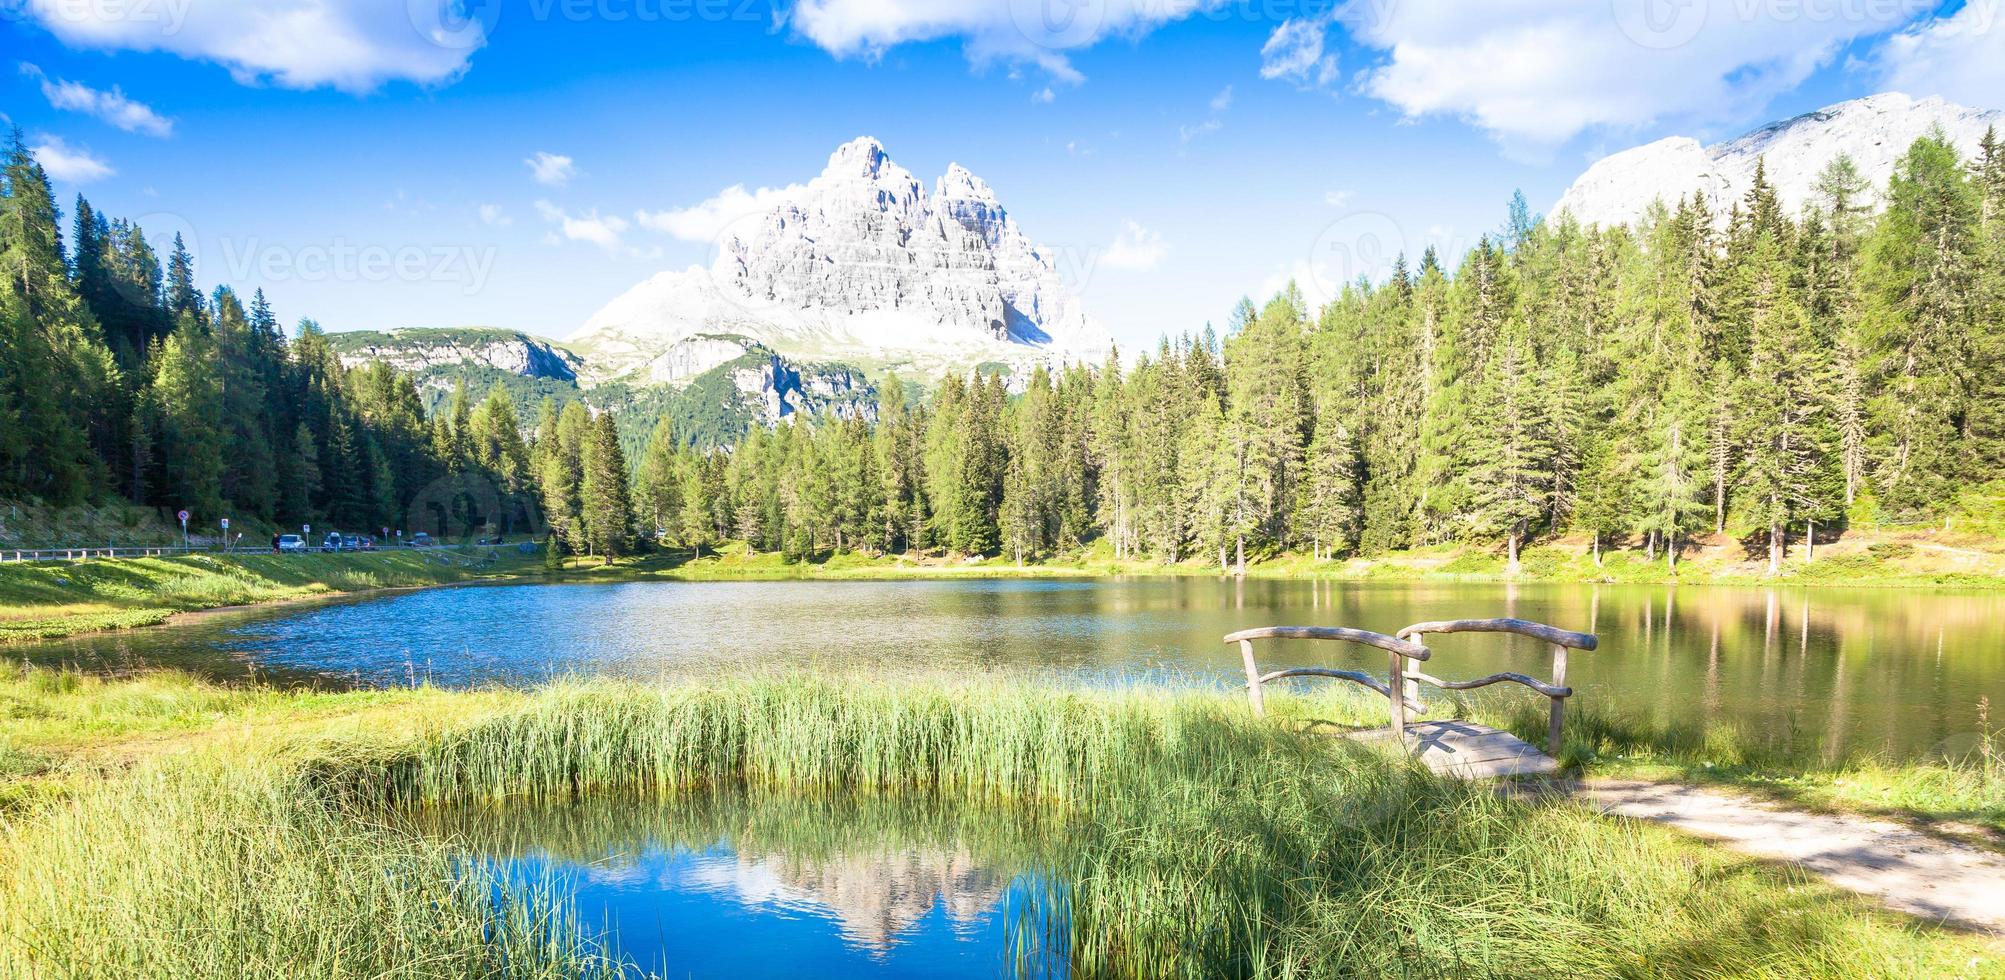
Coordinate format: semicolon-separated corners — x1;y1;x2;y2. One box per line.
329;326;875;448
570;136;1112;383
1553;93;2004;228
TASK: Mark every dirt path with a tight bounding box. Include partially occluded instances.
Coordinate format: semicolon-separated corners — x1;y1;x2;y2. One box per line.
1581;779;2005;932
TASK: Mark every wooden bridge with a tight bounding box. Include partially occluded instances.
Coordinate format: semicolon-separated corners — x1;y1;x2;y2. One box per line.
1224;618;1597;779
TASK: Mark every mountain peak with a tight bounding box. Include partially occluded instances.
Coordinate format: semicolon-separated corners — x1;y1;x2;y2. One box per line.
822;136;891;179
574;138;1111;383
936;162;996;203
1554;92;2004;229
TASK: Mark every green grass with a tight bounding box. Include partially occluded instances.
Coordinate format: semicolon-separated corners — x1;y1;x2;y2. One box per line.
540;529;2005;591
0;550;537;641
3;667;1998;978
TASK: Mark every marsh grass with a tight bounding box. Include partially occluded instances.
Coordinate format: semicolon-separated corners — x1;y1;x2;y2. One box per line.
4;671;1999;978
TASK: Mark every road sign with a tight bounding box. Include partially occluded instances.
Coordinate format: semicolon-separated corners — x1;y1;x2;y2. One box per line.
219;518;230;530
303;524;311;535
177;510;190;524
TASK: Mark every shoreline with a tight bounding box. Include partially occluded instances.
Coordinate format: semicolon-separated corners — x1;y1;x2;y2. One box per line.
10;539;2005;644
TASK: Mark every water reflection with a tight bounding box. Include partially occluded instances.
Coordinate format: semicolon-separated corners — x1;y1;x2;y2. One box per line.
16;577;2005;761
407;794;1066;978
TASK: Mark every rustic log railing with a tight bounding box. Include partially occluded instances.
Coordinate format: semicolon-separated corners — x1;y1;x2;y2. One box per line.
1226;617;1597;757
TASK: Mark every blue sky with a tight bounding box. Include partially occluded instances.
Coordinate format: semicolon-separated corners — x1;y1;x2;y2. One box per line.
3;1;2000;351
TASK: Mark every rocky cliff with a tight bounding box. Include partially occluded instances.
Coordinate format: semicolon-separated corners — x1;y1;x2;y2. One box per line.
571;137;1110;383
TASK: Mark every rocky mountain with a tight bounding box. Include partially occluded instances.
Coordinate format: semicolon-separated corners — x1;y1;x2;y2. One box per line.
328;328;582;383
1553;93;2004;229
570;136;1111;383
328;325;874;447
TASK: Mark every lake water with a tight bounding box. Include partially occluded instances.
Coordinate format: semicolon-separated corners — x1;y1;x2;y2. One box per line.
16;577;2005;762
408;795;1068;979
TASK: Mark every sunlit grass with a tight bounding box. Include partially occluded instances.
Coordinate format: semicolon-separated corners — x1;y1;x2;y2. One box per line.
0;551;536;640
3;667;1999;977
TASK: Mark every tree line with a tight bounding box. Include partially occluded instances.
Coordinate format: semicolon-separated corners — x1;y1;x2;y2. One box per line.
7;127;2004;572
614;128;2005;573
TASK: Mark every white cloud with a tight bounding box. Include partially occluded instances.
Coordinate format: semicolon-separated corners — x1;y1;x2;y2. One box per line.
19;63;174;137
28;135;114;182
1102;220;1166;270
1259;18;1338;88
635;183;805;242
1179;85;1233;143
1870;1;2005;109
478;203;511;226
1032;86;1056;104
535;200;629;252
16;0;485;94
1178;119;1221;143
525;152;576;187
1339;0;1934;152
783;0;1221;82
1324;189;1353;208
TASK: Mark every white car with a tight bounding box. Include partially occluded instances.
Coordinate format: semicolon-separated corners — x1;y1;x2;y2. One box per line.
277;534;307;553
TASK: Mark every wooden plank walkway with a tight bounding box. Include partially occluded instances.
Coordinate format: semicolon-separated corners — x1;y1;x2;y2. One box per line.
1355;720;1559;779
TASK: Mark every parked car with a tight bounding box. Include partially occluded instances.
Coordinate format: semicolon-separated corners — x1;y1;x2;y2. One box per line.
409;532;433;548
277;534;306;553
357;536;376;551
321;532;344;552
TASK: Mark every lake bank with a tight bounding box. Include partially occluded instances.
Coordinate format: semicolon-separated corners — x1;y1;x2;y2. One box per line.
3;665;1997;977
9;524;2004;644
561;526;2005;589
0;550;542;642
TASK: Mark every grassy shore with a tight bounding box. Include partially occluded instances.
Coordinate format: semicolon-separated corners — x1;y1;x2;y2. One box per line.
552;527;2005;589
2;664;2000;977
0;550;540;641
8;522;2004;644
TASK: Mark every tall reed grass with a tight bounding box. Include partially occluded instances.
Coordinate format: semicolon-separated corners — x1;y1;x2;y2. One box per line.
4;673;1995;978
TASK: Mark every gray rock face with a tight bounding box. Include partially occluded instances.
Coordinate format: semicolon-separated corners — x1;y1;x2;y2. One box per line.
333;330;582;382
1553;93;2005;229
573;137;1110;381
733;355;874;427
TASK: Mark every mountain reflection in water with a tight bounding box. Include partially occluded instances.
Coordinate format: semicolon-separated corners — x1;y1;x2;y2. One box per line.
410;795;1067;978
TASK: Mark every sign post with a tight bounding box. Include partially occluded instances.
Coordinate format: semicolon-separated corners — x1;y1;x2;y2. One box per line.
219;518;230;553
177;509;190;550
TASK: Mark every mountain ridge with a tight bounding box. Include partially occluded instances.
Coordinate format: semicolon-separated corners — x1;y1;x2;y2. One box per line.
571;136;1111;385
1553;92;2004;228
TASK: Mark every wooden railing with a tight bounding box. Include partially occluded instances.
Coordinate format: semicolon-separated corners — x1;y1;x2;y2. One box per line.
1226;617;1597;756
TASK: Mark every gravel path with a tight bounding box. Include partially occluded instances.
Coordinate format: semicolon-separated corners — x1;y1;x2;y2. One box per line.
1582;779;2005;932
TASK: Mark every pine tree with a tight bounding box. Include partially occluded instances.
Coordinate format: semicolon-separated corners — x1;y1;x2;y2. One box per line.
633;417;683;543
578;412;633;557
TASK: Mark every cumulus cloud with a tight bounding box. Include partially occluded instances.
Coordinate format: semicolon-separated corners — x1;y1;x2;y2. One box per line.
783;0;1220;82
535;200;629;252
635;183;806;242
525;152;576;187
1870;0;2005;109
1338;0;1933;153
478;203;511;226
29;135;114;182
15;0;485;93
1259;18;1338;88
19;63;174;137
1101;220;1166;270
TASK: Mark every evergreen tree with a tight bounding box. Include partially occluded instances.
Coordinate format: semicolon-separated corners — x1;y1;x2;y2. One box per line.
579;412;633;556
